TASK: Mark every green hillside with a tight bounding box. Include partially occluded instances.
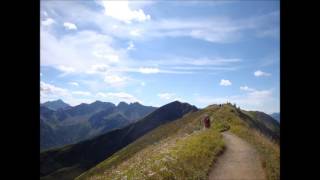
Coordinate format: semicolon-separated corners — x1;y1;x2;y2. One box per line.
40;101;197;180
76;103;280;180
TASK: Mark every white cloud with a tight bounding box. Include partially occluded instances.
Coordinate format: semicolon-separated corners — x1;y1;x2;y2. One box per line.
140;82;146;86
97;92;141;103
220;79;232;86
116;67;192;74
43;11;48;17
86;64;110;74
92;51;119;63
41;1;277;45
130;29;142;37
41;81;96;106
104;74;128;87
141;57;241;70
41;18;55;26
254;70;271;77
41;29;122;72
99;1;151;23
195;89;277;113
57;65;75;74
257;28;279;38
138;67;160;74
40;81;69;102
158;93;175;100
142;18;245;43
63;22;77;30
240;86;255;92
64;98;96;106
72;91;91;96
69;82;79;86
127;41;135;50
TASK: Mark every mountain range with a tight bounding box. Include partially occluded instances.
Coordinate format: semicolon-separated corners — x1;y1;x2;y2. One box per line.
40;100;157;151
40;100;279;180
40;101;198;180
42;99;71;110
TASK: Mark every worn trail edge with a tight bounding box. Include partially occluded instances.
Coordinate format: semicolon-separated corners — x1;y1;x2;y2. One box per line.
209;131;266;180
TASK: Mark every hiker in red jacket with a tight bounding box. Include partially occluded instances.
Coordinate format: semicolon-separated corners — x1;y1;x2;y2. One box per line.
203;115;210;128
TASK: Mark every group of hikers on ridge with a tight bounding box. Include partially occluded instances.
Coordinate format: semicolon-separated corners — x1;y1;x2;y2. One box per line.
201;103;227;129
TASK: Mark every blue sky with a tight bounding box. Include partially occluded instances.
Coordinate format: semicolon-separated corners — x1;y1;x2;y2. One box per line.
40;0;280;113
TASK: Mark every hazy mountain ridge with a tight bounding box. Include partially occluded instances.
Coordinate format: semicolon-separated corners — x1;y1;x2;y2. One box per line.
40;101;198;180
42;99;71;111
40;100;157;151
270;112;280;122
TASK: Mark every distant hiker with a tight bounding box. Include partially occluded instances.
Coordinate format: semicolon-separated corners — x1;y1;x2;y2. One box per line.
203;115;211;128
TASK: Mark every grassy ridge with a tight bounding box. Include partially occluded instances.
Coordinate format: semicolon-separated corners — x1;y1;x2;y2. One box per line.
77;110;225;180
77;104;279;180
208;104;280;180
82;129;223;180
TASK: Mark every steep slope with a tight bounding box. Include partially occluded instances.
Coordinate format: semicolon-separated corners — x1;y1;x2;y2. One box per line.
270;112;280;122
76;103;279;180
42;99;71;110
247;111;280;140
40;101;197;180
40;101;156;151
117;102;156;122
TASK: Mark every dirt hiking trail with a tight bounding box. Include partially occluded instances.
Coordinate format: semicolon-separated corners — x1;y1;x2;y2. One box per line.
208;131;266;180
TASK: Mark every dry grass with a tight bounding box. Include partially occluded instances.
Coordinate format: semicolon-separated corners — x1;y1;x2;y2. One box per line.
77;104;279;180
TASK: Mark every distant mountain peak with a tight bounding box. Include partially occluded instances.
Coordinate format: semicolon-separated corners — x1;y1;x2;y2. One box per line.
45;99;64;103
42;99;70;111
131;102;141;105
118;101;129;106
117;102;131;109
92;100;114;106
165;101;197;109
171;100;182;104
93;100;103;104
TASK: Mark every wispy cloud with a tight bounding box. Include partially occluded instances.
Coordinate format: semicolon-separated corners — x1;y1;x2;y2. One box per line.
98;1;151;23
254;70;271;77
40;1;279;112
41;18;55;26
220;79;232;86
158;93;175;100
40;81;69;102
138;67;160;74
72;91;91;96
57;65;76;76
69;82;79;86
41;1;278;44
104;74;129;87
86;64;110;74
97;92;141;103
63;22;77;30
195;88;277;113
41;29;122;73
127;41;135;50
240;86;255;92
41;81;68;96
